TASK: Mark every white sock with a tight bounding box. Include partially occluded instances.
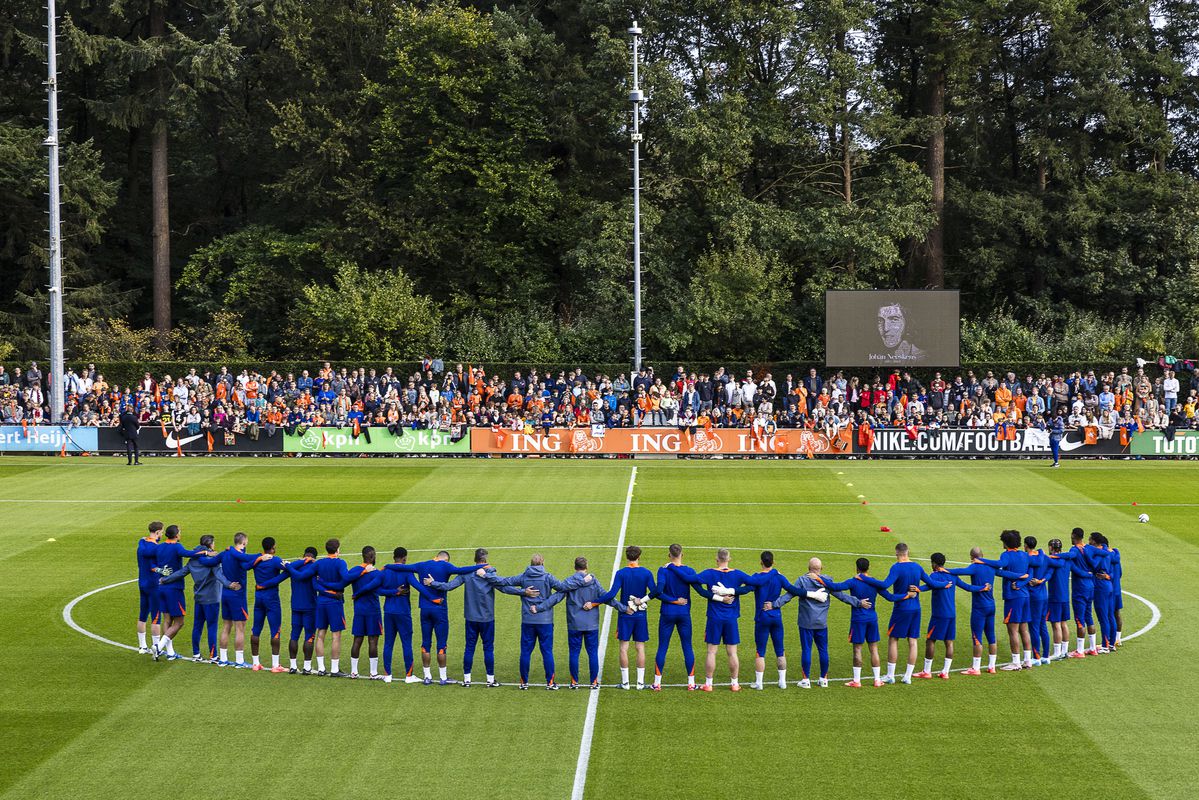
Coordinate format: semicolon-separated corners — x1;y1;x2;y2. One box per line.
350;656;359;674
730;675;739;687
137;631;147;649
942;658;952;675
636;667;644;685
252;654;260;667
330;658;339;673
316;656;325;672
219;646;228;663
754;670;764;687
987;653;996;669
620;667;629;685
1076;637;1085;652
852;666;861;682
486;674;495;684
705;676;713;688
1089;633;1097;650
464;672;472;684
272;653;280;669
1116;630;1122;643
234;650;243;665
972;657;981;670
303;659;311;671
872;666;881;681
290;657;297;669
652;671;661;687
439;666;447;681
903;664;914;681
886;662;896;679
1022;650;1032;664
778;669;786;687
687;674;695;687
923;658;933;673
423;666;432;679
369;656;378;675
166;639;176;656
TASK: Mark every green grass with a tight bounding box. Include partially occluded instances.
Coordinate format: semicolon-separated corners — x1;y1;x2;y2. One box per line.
0;456;1195;799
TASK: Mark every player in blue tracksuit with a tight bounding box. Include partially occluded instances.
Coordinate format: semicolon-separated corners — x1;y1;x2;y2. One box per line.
653;544;707;690
284;547;320;673
1049;412;1065;466
853;542;931;684
775;559;865;688
1053;527;1097;656
974;530;1034;670
158;534;237;661
376;547;439;683
385;551;478;684
1044;539;1072;659
249;537;290;672
836;558;910;686
741;551;800;690
217;532;261;668
348;546;384;679
313;537;354;676
946;550;1000;673
595;546;658;689
915;553;988;679
152;525;210;658
670;548;754;691
535;556;607;689
1087;532;1117;651
1109;543;1124;646
428;547;532;687
1023;537;1052;664
135;521;164;653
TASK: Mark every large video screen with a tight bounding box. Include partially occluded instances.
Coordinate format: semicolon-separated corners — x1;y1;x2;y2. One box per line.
825;290;960;367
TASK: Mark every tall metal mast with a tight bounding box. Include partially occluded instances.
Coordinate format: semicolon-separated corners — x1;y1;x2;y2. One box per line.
628;21;644;374
45;0;65;422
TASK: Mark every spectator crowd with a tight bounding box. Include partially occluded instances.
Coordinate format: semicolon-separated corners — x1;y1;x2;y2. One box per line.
2;359;1198;442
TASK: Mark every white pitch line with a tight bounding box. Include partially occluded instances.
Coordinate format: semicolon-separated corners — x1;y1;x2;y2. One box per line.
8;497;1199;508
62;578;140;652
571;466;636;800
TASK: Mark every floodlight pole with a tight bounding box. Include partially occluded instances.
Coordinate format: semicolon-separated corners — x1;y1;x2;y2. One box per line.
45;0;65;423
629;21;644;374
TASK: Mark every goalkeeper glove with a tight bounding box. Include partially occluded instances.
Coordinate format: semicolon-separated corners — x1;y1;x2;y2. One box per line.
805;589;829;603
711;583;735;597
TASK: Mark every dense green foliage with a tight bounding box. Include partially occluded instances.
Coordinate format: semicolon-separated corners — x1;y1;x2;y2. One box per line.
2;0;1198;362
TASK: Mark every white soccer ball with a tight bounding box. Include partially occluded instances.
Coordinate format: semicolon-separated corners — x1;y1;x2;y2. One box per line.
1138;513;1149;523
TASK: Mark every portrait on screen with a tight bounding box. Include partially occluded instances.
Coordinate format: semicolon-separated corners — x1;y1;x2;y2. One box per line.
874;303;925;362
825;290;959;367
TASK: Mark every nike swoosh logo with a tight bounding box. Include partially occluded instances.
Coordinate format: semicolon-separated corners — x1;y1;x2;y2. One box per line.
164;432;205;448
1058;439;1086;451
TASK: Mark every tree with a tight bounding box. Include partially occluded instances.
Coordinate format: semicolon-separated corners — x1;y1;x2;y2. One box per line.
291;262;440;360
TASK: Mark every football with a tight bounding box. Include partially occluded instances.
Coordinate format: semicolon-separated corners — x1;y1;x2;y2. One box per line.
1138;513;1149;523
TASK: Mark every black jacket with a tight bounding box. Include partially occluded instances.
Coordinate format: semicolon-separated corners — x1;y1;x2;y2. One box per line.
118;410;139;440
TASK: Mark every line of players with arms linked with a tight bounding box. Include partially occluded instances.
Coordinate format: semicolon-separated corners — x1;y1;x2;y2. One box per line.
135;524;1125;690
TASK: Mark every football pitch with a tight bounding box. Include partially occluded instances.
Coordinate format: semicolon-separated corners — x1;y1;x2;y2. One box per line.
0;456;1194;799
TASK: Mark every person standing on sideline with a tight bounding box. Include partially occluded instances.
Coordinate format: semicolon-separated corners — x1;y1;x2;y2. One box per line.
119;406;141;465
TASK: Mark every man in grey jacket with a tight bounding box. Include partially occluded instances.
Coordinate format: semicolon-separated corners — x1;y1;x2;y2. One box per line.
427;547;536;687
774;558;867;688
485;554;589;690
159;535;240;663
534;556;606;689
